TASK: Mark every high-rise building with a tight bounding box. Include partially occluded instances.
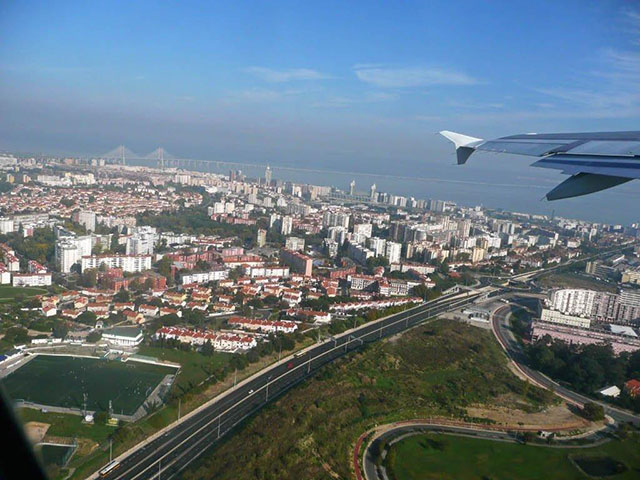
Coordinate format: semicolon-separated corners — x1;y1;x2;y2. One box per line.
385;241;402;264
73;210;96;232
280;216;293;236
57;242;79;273
471;246;486;263
256;229;267;248
367;237;386;257
370;184;377;202
349;180;356;196
264;165;272;186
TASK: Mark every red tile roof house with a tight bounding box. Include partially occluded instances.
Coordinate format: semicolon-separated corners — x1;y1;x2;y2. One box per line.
123;309;145;324
625;379;640;397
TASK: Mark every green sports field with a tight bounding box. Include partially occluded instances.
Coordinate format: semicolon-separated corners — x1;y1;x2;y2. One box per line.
386;432;640;480
1;355;176;415
0;285;48;302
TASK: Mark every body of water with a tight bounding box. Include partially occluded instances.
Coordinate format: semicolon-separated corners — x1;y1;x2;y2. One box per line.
128;155;640;225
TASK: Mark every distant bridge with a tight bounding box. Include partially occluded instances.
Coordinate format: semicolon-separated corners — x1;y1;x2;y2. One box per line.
95;145;264;172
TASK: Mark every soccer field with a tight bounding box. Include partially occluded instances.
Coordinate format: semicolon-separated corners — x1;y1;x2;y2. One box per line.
1;355;176;416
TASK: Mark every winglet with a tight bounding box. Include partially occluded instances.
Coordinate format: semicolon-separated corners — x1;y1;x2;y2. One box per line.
439;130;483;164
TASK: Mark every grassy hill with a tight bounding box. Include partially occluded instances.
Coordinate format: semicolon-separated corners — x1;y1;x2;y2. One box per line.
181;319;555;480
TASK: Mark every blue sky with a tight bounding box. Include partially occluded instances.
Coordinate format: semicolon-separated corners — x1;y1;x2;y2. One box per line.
1;1;639;182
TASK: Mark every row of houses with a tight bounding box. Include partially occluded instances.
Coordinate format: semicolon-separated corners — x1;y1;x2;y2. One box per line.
155;326;256;352
330;297;422;313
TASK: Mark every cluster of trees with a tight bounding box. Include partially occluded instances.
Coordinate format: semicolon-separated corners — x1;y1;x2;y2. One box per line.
9;228;55;266
137;206;257;246
526;336;640;412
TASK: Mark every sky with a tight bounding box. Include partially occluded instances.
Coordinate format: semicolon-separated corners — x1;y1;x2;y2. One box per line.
1;1;640;221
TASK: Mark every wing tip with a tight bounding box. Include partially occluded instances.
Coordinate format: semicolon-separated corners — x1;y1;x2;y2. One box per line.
439;131;483;165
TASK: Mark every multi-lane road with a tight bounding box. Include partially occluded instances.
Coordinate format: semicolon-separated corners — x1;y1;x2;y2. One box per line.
492;300;639;425
94;289;481;480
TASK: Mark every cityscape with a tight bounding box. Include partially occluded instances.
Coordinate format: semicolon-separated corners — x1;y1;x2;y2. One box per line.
2;1;640;480
0;152;639;479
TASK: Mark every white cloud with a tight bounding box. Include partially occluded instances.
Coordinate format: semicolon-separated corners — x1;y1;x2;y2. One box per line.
231;88;283;102
353;65;478;88
312;91;397;108
245;67;329;82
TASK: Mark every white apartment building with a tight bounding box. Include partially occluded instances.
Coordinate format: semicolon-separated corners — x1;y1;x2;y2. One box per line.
126;235;155;255
181;268;229;285
285;236;305;252
76;211;96;232
353;223;373;238
280;216;293;235
540;308;591;329
57;242;79;273
323;211;350;229
367;237;386;257
0;217;14;234
81;254;152;273
549;289;596;316
55;235;92;273
13;273;52;287
385;241;402;264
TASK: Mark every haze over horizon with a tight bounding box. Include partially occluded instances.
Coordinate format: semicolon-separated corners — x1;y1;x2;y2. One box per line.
2;0;640;223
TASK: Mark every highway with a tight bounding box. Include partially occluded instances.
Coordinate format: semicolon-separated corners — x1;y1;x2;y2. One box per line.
94;289;481;480
491;301;640;426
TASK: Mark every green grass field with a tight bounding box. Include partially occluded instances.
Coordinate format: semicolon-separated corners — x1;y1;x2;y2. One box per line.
386;432;640;480
2;355;175;415
18;408;115;443
137;345;231;394
0;285;48;302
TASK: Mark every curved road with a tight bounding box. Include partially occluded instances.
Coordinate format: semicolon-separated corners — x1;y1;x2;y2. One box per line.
361;419;613;480
491;301;640;425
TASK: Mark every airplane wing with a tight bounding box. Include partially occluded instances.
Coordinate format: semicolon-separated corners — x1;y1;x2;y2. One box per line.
439;130;640;200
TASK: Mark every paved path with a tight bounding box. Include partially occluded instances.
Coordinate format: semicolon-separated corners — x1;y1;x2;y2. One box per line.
357;418;613;480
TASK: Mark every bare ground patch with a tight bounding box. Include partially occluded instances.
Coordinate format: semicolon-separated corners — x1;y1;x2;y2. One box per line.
466;400;592;431
25;421;50;443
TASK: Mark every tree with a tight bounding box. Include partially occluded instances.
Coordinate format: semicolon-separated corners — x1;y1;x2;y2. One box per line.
246;349;260;363
3;327;29;345
157;256;174;286
79;268;98;288
520;431;536;444
77;311;97;326
114;288;131;302
580;402;605;421
202;340;214;356
52;323;69;339
87;330;102;343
